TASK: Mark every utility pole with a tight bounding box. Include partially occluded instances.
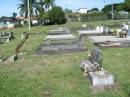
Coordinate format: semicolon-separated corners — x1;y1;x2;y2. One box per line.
65;5;69;28
111;0;114;20
27;0;31;32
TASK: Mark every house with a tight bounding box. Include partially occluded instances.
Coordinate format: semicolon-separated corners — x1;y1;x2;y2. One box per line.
16;16;39;26
0;17;20;29
77;8;88;14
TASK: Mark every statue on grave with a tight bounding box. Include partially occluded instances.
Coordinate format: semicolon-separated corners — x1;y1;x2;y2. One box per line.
81;48;102;76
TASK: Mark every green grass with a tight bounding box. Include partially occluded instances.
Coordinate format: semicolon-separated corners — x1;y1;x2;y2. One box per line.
0;20;130;97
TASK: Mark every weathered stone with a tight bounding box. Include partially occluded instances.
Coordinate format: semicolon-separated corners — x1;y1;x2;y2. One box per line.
80;48;102;72
0;58;3;62
7;54;17;63
88;68;114;87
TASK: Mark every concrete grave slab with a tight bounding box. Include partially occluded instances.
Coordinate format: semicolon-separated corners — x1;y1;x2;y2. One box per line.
89;36;130;43
36;42;87;55
88;68;114;87
45;34;75;40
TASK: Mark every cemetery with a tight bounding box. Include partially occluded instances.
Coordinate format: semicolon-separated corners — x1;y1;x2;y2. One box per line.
0;20;130;97
1;0;130;96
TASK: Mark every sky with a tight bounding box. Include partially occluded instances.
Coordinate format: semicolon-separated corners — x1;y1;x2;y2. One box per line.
0;0;124;17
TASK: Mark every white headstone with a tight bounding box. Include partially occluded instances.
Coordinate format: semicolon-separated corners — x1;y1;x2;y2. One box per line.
88;68;114;87
96;26;100;31
82;24;87;28
100;26;104;33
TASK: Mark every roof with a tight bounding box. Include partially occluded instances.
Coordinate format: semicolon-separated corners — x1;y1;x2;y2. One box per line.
0;17;20;22
16;16;38;20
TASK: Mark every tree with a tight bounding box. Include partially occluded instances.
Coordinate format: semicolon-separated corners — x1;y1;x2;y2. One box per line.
18;0;41;17
47;6;66;24
12;12;17;18
102;3;125;13
91;8;99;12
39;0;55;11
124;0;130;11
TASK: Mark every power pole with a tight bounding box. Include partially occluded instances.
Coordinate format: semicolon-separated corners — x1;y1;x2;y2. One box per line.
27;0;31;32
111;0;114;20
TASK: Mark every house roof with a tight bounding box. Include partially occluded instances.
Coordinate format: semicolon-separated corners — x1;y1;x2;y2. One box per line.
0;17;20;22
16;16;38;20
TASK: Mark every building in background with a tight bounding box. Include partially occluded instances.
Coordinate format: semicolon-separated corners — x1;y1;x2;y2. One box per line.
77;8;88;14
0;17;20;29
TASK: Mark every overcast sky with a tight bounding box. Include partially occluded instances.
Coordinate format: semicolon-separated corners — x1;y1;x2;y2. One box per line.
0;0;124;17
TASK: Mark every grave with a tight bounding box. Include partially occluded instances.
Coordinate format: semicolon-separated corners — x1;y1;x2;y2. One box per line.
44;34;76;45
80;48;114;91
36;28;87;55
0;56;3;62
6;32;29;63
89;34;130;48
0;31;14;43
36;41;86;55
78;26;109;36
95;41;130;48
48;28;70;35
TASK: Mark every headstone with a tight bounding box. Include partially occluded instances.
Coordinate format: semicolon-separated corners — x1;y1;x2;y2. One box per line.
103;26;109;33
6;37;10;42
7;54;17;63
88;68;114;87
96;26;100;31
81;48;102;72
100;26;104;33
80;48;114;91
0;56;3;62
127;30;130;36
82;24;87;28
21;34;24;40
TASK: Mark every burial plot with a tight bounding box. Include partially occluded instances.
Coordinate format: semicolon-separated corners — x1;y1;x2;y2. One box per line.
89;35;130;48
0;31;14;43
78;26;109;36
7;32;29;63
48;28;70;35
36;28;87;55
44;34;76;45
95;41;130;48
36;42;86;55
80;48;114;91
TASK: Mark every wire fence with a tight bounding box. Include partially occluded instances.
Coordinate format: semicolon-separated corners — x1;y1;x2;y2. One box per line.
69;12;130;22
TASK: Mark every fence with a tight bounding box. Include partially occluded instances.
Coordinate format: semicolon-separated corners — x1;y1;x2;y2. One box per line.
69;12;130;22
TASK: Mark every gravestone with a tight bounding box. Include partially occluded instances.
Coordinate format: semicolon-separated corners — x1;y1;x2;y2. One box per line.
80;48;114;91
127;30;130;36
81;48;102;72
7;54;17;63
0;56;3;62
88;68;114;89
82;24;87;28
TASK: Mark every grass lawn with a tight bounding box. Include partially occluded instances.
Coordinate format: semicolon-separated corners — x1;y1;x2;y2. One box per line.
0;20;130;97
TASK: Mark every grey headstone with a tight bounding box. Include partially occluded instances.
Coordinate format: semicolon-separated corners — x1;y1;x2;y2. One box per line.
7;54;17;62
88;68;114;87
0;57;3;62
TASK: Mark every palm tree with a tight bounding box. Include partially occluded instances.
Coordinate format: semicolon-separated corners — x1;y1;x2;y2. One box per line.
18;0;41;17
39;0;55;11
